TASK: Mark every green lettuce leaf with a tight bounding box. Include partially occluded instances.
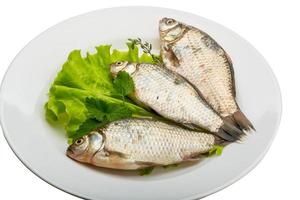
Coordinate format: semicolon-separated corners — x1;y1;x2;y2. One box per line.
45;42;157;139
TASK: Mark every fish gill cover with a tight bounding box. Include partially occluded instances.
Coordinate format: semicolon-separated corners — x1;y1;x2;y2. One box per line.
45;42;157;142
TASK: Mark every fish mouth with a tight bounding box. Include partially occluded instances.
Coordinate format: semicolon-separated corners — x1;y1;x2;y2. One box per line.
110;70;118;78
66;148;75;157
109;66;122;77
158;18;167;31
159;18;165;24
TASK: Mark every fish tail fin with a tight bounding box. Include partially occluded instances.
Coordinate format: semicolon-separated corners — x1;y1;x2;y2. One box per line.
229;110;255;132
216;121;245;142
213;135;230;146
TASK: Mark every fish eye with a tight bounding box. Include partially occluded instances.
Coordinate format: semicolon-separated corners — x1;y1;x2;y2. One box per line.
75;138;84;145
115;61;123;66
166;19;175;25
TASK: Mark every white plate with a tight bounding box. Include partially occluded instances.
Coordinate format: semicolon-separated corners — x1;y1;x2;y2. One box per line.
0;6;281;200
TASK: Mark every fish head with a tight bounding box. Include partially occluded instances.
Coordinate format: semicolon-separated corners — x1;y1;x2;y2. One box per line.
66;131;105;162
110;61;138;77
159;18;186;43
159;18;179;32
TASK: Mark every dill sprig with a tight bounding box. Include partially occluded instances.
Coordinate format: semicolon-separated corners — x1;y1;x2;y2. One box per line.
128;38;162;65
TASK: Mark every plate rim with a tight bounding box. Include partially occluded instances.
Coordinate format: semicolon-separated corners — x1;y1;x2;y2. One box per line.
0;6;282;200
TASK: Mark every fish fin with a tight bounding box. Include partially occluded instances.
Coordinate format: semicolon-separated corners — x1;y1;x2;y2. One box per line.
128;93;153;111
182;123;198;130
135;161;162;167
129;93;165;118
91;150;145;170
182;123;207;132
224;52;236;97
216;128;236;142
213;135;231;146
161;45;180;67
223;115;240;129
183;157;202;162
181;123;236;144
230;110;255;131
217;121;246;142
104;150;162;170
182;152;203;162
106;150;129;159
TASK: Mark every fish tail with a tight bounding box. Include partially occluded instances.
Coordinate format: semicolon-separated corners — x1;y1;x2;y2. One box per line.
216;121;245;142
228;110;255;132
213;135;230;146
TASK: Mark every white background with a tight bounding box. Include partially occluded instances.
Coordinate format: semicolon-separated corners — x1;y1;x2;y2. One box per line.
0;0;298;199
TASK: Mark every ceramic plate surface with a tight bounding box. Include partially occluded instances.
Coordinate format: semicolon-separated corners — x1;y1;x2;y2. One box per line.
0;6;281;200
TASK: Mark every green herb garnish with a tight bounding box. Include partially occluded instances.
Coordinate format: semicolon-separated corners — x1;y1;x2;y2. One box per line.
139;167;155;176
45;42;158;140
113;71;135;98
207;145;224;157
128;38;162;65
85;97;133;122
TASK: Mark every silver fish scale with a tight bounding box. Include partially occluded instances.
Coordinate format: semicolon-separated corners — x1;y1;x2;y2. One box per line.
166;28;238;117
103;119;215;165
132;63;223;132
